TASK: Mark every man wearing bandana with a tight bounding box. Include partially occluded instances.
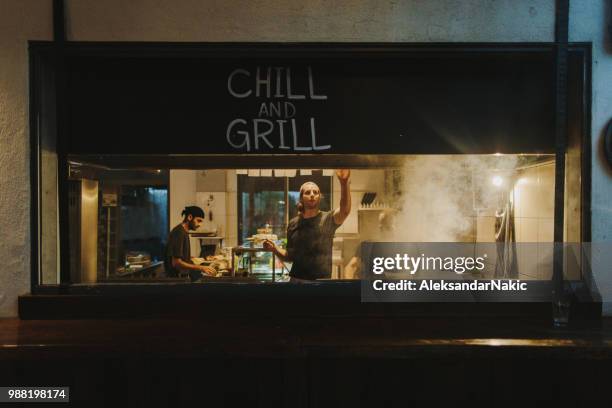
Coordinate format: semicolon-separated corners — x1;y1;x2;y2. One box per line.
264;170;351;280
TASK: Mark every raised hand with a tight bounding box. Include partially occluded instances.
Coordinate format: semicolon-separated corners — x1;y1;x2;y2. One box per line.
336;169;350;182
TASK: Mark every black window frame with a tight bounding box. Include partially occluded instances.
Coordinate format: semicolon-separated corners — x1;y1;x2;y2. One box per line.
25;42;593;319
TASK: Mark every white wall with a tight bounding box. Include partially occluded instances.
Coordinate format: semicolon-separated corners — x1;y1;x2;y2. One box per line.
64;0;554;42
0;0;584;317
570;0;612;313
195;170;227;242
0;1;52;317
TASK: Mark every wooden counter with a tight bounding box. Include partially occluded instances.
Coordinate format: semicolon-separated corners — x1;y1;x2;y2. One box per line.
1;317;611;406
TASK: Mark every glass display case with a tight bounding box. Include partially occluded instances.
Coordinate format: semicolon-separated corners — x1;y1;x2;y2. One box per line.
232;244;290;282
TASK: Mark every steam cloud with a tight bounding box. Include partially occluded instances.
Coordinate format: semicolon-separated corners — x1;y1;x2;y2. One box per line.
387;155;520;242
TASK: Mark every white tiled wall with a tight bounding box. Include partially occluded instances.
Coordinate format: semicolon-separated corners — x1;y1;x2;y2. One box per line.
194;169;239;248
196;192;226;236
471;161;556;280
513;162;555;280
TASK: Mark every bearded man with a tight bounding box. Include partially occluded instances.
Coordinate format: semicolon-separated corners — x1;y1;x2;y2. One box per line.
264;170;351;280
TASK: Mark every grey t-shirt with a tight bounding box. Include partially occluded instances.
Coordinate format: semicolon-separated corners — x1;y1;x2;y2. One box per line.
286;211;340;280
165;224;198;281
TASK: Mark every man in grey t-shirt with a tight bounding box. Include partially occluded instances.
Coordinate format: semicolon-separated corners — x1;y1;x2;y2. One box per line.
165;206;216;282
264;170;351;280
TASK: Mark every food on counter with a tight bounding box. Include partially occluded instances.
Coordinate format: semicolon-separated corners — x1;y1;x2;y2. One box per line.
125;251;151;266
247;234;278;246
192;256;230;277
205;255;226;261
191;257;206;265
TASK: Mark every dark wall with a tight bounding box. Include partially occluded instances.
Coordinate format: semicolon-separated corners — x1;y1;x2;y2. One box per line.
62;45;556;155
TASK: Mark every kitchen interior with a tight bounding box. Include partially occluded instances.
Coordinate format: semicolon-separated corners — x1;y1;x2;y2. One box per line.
61;153;580;284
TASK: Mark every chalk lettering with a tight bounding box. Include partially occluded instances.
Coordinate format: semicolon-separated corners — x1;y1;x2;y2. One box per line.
253;119;275;149
277;120;290;149
292;119;312;151
286;68;306;100
227;69;251;98
274;67;284;97
255;66;272;98
226;118;250;151
226;118;330;152
310;117;331;150
308;67;327;100
284;102;296;118
269;102;281;117
228;66;327;100
258;103;270;117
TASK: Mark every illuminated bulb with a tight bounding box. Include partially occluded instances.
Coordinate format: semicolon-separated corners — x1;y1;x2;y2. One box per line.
492;176;503;187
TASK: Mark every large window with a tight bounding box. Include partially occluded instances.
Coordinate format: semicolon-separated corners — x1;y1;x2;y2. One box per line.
29;43;590;297
36;154;579;286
